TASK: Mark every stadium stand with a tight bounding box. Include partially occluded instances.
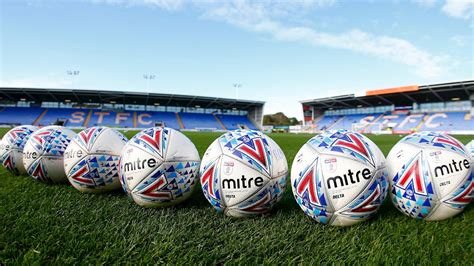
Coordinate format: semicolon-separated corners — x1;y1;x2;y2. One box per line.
36;108;86;127
301;80;474;134
0;107;43;125
217;114;258;130
329;114;378;131
135;111;181;129
0;88;264;131
420;112;474;131
180;113;221;130
312;115;341;131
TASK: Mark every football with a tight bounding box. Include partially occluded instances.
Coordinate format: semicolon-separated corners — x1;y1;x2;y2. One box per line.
387;132;473;220
200;129;288;217
466;140;474;155
23;125;76;183
0;125;38;175
119;127;200;207
291;130;388;226
64;127;128;193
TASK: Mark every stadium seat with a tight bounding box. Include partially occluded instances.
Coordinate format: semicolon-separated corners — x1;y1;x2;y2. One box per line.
37;108;88;127
330;114;376;131
217;115;258;130
420;112;473;131
179;113;221;130
134;111;180;129
0;107;43;125
314;115;343;130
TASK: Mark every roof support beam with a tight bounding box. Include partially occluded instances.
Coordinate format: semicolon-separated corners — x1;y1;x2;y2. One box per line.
374;95;392;105
334;100;353;108
425;86;444;101
354;98;373;106
400;92;417;103
0;91;15;101
165;95;174;106
71;91;81;103
22;90;37;102
46;91;58;101
186;96;198;107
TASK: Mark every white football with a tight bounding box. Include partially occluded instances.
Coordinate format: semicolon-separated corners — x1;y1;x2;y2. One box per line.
120;127;200;207
387;132;472;221
0;125;38;175
64;127;128;193
23;125;76;183
200;130;288;217
291;130;388;226
466;140;474;155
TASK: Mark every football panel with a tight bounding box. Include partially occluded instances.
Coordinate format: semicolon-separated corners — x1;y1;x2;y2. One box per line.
1;151;19;175
164;129;200;162
387;141;422;184
64;139;90;176
336;168;388;225
401;132;470;156
22;139;42;172
0;138;10;165
131;160;199;207
291;146;332;223
425;202;465;221
330;214;367;226
200;138;223;170
200;155;226;212
319;153;376;211
306;130;377;169
265;135;288;178
26;157;51;182
290;143;319;188
361;134;386;170
225;172;287;217
424;147;471;199
89;127;128;155
129;127;171;160
11;150;26;175
219;155;271;207
68;154;122;192
34;126;75;157
74;127;105;151
120;143;164;192
5;125;39;150
42;156;68;183
389;149;439;219
217;130;272;177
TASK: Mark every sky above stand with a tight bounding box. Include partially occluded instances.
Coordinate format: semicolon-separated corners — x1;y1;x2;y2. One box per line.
1;0;473;118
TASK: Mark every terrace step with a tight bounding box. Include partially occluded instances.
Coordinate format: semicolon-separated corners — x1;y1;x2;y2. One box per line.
33;108;48;126
176;112;185;129
213;114;227;130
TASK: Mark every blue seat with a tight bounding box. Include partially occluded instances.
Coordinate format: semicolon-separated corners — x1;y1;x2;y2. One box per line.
180;113;220;130
0;107;43;125
421;112;473;131
218;115;257;130
135;111;180;129
37;108;88;127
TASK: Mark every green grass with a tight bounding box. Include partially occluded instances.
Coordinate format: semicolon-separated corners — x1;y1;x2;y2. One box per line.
0;130;473;264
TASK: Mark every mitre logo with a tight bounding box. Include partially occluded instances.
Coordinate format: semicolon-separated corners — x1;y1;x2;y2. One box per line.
64;149;84;159
123;157;158;172
433;159;470;178
221;175;264;190
326;167;372;189
24;151;38;160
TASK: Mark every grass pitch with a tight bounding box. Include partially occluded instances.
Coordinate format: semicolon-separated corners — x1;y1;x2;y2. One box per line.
0;130;473;264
